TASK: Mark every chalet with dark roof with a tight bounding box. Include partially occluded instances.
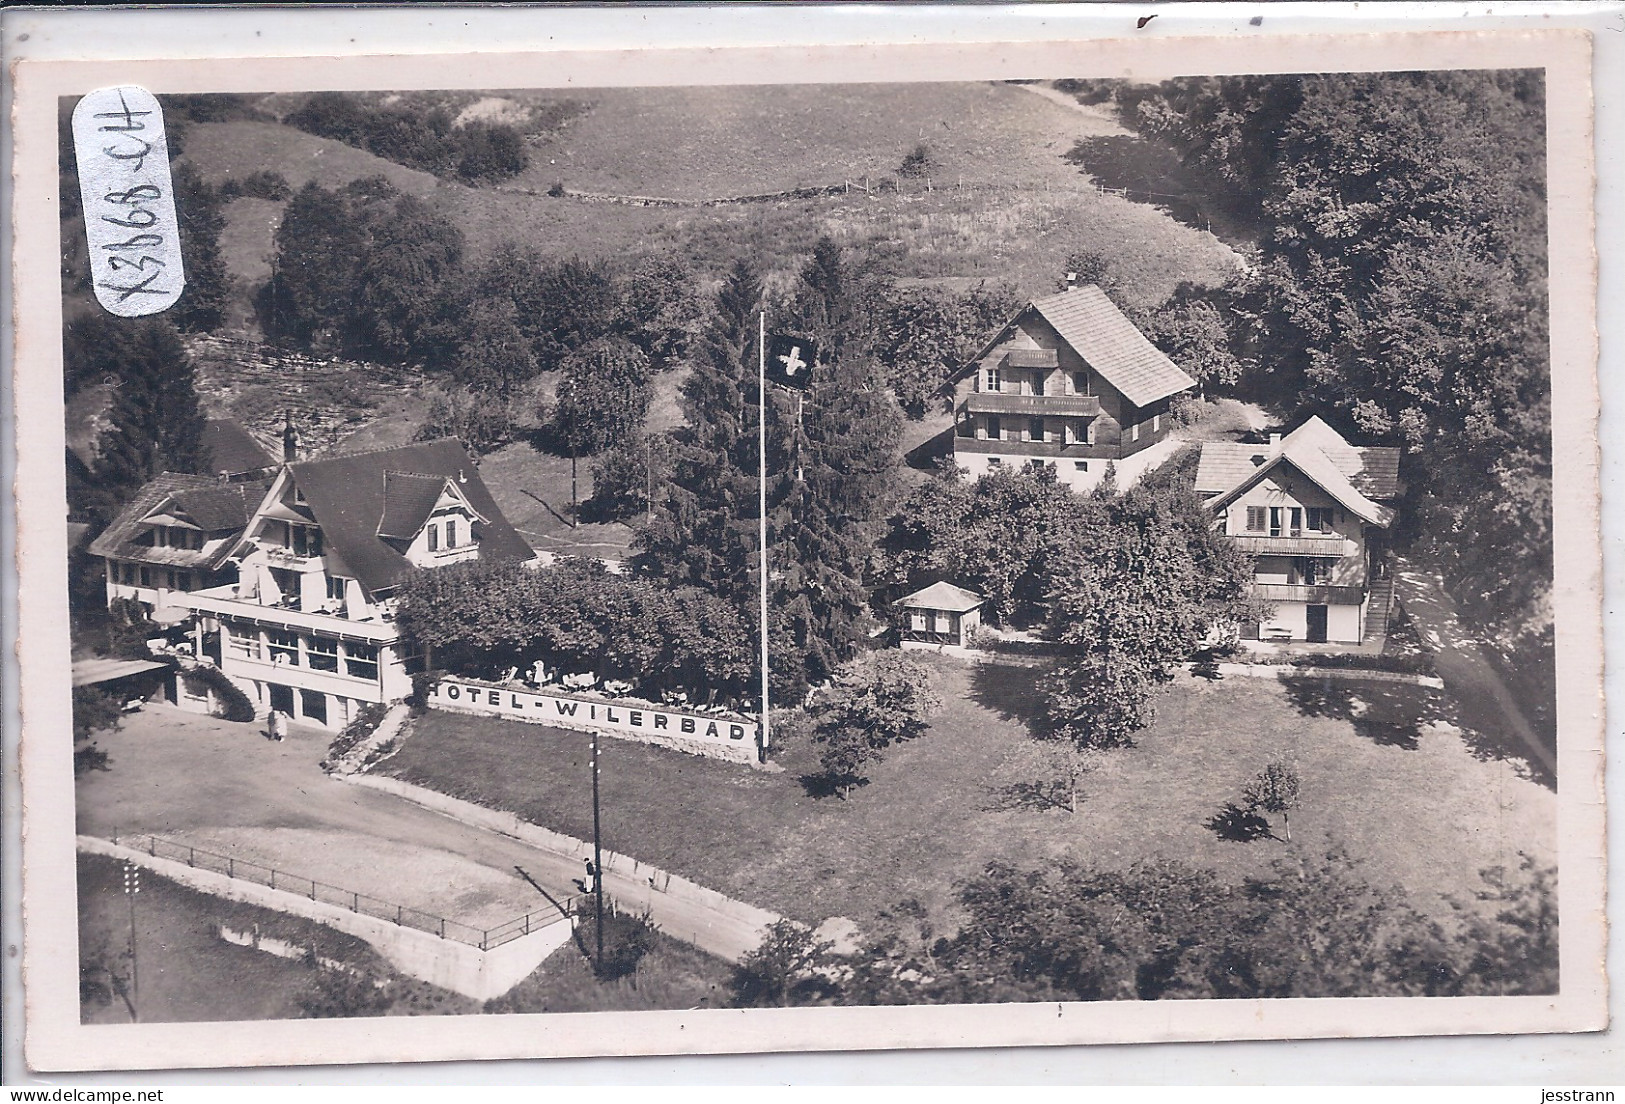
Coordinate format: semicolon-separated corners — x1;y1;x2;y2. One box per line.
947;284;1196;490
1196;417;1402;645
201;418;279;482
171;438;534;730
90;472;268;613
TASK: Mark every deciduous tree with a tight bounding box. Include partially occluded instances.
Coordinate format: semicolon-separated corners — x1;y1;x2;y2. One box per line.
808;652;941;797
1243;761;1303;841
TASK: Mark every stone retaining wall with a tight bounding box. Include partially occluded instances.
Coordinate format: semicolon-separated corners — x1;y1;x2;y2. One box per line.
79;836;573;1002
343;773;784;962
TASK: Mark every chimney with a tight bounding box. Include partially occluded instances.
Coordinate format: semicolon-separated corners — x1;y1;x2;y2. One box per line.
282;409;299;462
1268;432;1283;455
1064;271;1079;289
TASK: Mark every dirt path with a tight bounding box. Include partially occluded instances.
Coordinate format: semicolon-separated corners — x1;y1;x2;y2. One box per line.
76;706;769;958
1392;560;1557;785
1013;83;1131;134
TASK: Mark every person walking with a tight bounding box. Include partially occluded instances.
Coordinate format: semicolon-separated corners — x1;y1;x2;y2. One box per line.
267;708;286;742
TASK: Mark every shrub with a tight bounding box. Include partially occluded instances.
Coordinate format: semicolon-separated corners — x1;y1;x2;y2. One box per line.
99;597;156;659
296;965;391;1019
729;920;837;1007
583;433;670;523
572;896;657;981
74;743;112;777
809;652;941;798
284;92;529;184
73;685;124;744
220;170;292;202
181;665;257;722
1287;652;1437;676
322;701;392;772
898;141;937;179
409;669;447;715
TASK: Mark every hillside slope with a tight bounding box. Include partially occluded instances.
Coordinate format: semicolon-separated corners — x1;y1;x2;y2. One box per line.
185;83;1238;332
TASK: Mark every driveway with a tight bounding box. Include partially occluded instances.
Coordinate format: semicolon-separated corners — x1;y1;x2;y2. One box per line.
78;707;590;929
1392;561;1557;785
77;705;773;959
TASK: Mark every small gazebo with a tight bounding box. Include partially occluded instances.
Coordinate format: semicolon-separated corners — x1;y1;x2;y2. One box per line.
893;582;987;652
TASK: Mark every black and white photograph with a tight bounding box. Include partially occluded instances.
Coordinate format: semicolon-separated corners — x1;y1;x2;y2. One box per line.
7;18;1608;1074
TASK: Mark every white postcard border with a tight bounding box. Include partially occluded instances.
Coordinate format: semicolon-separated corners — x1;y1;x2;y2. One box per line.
8;28;1606;1073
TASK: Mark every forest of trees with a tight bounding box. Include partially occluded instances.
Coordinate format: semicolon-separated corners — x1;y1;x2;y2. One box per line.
284;92;529;184
732;852;1558;1007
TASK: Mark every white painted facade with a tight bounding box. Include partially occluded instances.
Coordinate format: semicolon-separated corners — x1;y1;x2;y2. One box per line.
179;470;428;730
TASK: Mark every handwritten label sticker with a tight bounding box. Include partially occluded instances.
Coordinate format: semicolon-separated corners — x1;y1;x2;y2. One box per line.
72;86;186;317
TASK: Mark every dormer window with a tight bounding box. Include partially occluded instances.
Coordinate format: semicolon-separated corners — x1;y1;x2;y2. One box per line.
281;522;323;557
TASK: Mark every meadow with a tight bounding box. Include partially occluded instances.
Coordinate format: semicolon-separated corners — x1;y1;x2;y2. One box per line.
381;658;1555;935
182;81;1240;339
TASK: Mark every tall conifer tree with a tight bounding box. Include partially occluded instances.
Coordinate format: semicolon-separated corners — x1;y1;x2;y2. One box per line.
69;315;208;525
770;238;903;699
633;258;764;608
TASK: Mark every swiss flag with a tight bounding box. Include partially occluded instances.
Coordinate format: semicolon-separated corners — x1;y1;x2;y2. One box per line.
765;334;818;391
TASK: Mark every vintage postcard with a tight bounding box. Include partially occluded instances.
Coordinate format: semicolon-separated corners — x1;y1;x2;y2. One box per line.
7;19;1607;1074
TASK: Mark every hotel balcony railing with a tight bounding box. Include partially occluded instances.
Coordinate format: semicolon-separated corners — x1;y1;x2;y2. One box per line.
1251;583;1366;606
261;545;324;571
963;392;1101;417
1231;534;1352;557
179;585;401;641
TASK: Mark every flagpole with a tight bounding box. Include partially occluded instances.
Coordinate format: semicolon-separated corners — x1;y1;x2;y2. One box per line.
758;311;770;763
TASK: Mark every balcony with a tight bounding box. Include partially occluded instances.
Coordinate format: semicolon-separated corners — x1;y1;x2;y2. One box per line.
179;585;401;642
1003;348;1058;369
1231;534;1351;557
261;545;324;572
963;392;1101;418
954;436;1110;459
1251;583;1366;606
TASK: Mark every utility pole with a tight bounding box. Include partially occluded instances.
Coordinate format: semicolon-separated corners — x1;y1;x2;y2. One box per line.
122;862;140;1023
590;728;604;973
568;405;579;529
645;437;654;527
757;313;771;764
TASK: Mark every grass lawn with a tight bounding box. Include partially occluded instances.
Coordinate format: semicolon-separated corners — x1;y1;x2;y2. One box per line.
510;82;1112;199
182;119;443;197
76;852;476;1023
486;924;732;1015
380;657;1555;933
476;440;638;562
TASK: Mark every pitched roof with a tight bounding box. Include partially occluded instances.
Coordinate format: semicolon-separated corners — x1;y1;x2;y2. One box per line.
1195;417;1401;500
1198;417;1400;527
88;473;266;569
286;439;533;593
1027;286;1194;406
894;581;987;612
171;485;256;531
202;418;278;477
954;285;1195;407
376;471;452;540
